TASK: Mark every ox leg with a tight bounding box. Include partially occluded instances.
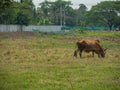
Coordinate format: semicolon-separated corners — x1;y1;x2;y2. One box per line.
74;49;79;58
92;51;94;57
98;53;100;58
98;50;102;58
79;50;83;58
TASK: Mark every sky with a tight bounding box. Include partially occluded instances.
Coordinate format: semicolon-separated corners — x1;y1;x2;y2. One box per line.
32;0;111;10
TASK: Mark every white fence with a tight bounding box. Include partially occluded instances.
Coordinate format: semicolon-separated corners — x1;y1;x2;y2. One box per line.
0;25;62;32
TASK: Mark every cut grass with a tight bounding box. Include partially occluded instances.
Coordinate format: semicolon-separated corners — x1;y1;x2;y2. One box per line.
0;31;120;90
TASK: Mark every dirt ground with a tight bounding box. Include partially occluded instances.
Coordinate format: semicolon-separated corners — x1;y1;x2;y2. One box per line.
0;32;37;39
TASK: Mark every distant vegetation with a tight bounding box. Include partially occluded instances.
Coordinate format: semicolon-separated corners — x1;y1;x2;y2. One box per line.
0;0;120;30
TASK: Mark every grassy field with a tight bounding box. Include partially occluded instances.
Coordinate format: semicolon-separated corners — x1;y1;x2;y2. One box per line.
0;31;120;90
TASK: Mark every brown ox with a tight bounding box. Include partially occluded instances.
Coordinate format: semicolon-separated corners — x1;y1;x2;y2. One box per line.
74;39;107;58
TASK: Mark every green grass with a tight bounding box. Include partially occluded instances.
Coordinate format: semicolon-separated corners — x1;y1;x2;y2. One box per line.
83;31;120;37
0;31;120;90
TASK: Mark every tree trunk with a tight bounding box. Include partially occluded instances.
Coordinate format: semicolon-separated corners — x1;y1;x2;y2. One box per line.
19;25;23;32
108;21;113;31
109;25;112;31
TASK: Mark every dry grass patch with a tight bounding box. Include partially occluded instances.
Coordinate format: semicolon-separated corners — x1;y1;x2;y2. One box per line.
0;32;120;90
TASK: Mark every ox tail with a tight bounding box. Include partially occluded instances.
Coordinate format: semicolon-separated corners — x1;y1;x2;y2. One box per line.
74;50;77;58
73;42;79;58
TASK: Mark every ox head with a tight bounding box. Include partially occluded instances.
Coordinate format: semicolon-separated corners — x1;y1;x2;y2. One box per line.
100;48;107;58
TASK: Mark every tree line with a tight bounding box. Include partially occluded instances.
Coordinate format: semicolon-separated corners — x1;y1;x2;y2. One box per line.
0;0;120;30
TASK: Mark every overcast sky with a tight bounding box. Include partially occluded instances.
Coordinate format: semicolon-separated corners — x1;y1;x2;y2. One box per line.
33;0;111;10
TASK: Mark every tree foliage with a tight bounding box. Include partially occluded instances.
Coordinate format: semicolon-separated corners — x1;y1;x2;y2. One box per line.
86;1;120;30
0;0;14;24
15;11;30;26
0;0;120;30
76;4;87;26
37;0;75;25
0;0;35;25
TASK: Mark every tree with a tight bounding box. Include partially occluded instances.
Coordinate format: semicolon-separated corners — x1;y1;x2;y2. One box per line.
19;0;36;24
0;0;14;24
15;11;30;31
37;0;76;26
76;4;87;26
86;1;120;30
0;0;36;25
38;0;51;25
0;0;13;8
